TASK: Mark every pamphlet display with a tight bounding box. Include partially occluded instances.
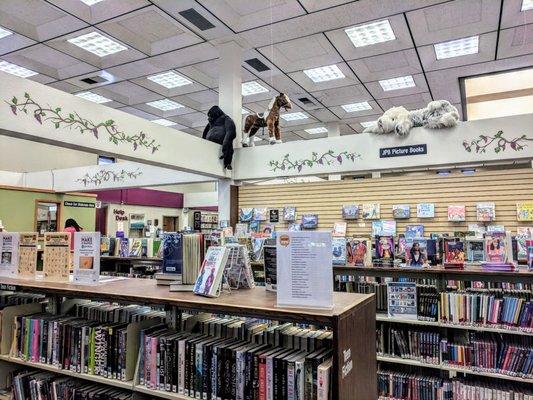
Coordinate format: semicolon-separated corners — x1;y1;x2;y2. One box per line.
73;232;100;285
387;282;417;320
193;246;229;297
416;203;435;218
43;232;71;281
0;232;19;276
276;231;333;309
263;244;277;292
18;233;38;278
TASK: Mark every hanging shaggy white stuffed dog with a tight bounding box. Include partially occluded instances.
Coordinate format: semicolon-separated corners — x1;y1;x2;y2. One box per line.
363;100;459;136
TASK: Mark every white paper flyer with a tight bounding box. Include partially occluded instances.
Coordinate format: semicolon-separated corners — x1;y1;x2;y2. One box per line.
0;233;19;277
73;232;101;285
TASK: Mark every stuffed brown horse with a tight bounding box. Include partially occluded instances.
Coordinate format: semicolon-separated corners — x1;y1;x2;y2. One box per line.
242;93;292;146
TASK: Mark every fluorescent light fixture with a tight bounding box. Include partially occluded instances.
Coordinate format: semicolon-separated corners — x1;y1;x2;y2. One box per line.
461;168;476;174
345;19;395;48
151;118;176;126
521;0;533;11
434;36;479;60
280;112;308;121
242;81;269;96
0;26;12;39
242;108;250;114
75;91;112;104
0;60;38;78
147;71;192;88
146;99;184;111
305;127;328;134
360;121;376;128
303;64;345;83
436;170;451;176
80;0;105;4
379;75;415;91
341;101;372;113
68;31;127;57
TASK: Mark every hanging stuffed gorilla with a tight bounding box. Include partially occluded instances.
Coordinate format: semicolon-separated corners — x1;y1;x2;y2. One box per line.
202;106;236;170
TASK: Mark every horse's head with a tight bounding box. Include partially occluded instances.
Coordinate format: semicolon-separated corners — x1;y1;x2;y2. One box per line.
276;93;292;111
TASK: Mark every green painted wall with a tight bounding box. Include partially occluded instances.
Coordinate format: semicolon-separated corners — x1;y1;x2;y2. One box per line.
0;188;96;232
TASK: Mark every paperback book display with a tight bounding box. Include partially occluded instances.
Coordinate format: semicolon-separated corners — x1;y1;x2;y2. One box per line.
0;232;19;276
376;324;440;364
43;232;71;281
193;246;229;297
18;232;38;278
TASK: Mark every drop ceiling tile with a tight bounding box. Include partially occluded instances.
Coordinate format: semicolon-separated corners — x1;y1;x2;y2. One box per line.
347;117;379;133
97;6;203;56
288;62;360;92
171;89;219;111
328;100;383;119
418;31;497;71
2;44;97;80
150;42;219;71
134;102;197;118
406;0;500;46
377;92;433;111
497;24;533;59
258;34;343;73
311;84;373;107
0;0;88;41
325;14;414;61
45;28;146;70
365;73;428;100
299;0;353;12
92;81;161;105
306;108;340;122
172;111;208;128
72;91;126;109
0;31;36;55
293;127;328;140
179;61;255;89
105;58;169;80
115;106;159;120
47;81;81;94
196;0;306;32
348;49;422;82
131;70;208;97
48;0;150;24
500;0;533;29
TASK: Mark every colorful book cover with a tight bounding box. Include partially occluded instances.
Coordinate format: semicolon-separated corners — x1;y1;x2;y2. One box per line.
374;236;394;265
119;238;129;258
261;224;275;235
405;225;424;238
288;223;302;231
332;222;347;237
283;206;297;221
476;203;496;221
485;234;507;263
527;239;533;271
516;202;533;221
372;220;396;236
347;238;370;266
447;205;466;222
342;205;359;220
444;239;465;265
362;204;380;220
416;203;435;218
129;239;142;257
253;208;268;221
249;220;260;233
332;237;347;265
161;233;183;274
396;235;406;258
239;208;254;222
405;238;428;267
301;214;318;229
517;227;533;261
193;246;229;298
392;204;410;219
487;225;505;233
466;239;485;262
235;223;249;237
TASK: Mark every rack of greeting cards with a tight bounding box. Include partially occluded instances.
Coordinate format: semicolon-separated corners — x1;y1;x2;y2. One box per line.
0;277;376;400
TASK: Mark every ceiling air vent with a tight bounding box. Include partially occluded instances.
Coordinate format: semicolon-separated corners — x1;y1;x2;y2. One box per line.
245;58;270;72
298;97;314;105
81;76;108;85
179;8;215;31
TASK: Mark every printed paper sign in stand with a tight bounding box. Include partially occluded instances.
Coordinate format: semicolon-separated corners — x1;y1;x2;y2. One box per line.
0;233;19;277
387;282;417;320
73;232;101;285
276;231;333;309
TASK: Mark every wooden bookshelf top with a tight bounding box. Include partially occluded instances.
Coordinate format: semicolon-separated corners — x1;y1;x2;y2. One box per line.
0;277;372;325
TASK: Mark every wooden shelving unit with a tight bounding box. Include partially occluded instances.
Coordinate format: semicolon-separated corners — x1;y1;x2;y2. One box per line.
0;277;376;400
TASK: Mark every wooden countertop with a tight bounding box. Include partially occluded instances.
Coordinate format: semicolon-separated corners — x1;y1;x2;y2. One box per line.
0;277;373;325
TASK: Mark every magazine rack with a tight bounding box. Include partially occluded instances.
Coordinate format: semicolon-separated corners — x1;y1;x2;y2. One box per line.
0;277;376;400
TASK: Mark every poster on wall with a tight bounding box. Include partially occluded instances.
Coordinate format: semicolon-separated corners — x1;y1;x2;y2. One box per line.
73;232;101;285
416;203;435;218
0;233;19;277
516;203;533;221
276;231;333;309
387;282;417;320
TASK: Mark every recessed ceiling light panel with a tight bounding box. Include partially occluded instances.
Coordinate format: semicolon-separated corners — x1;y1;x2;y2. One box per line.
68;32;127;57
434;36;479;60
146;99;184;111
303;64;345;83
0;26;12;39
345;19;395;47
0;60;38;78
341;101;372;112
242;81;269;96
360;121;376;128
147;71;193;88
379;75;415;91
521;0;533;11
280;112;308;121
151;118;176;126
305;127;328;134
75;91;112;104
80;0;105;5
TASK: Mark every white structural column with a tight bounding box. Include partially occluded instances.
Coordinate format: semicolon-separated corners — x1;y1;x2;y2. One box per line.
217;179;232;224
218;41;243;146
327;122;342;181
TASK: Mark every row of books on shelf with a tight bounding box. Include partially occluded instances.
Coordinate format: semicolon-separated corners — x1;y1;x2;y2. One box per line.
378;370;533;400
99;236;162;258
377;324;533;379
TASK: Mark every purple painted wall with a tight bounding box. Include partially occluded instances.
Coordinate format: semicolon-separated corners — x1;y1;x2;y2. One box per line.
95;188;184;208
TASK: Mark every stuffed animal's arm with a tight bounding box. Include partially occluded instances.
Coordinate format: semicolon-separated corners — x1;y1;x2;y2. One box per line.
202;123;210;139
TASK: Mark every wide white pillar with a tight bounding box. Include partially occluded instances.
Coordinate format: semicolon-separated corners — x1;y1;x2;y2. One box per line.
327;122;342;181
217;178;232;224
218;42;243;146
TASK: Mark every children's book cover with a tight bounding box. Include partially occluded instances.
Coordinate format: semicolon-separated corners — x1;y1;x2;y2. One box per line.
253;207;268;221
416;203;435;218
447;205;466;222
301;214;318;229
516;203;533;221
283;206;297;221
239;208;254;222
485;234;508;263
392;204;410;219
405;225;424;238
372;220;396;236
162;233;183;274
466;239;485;262
476;203;495;221
342;205;359;220
444;240;465;265
362;204;380;220
404;238;428;267
346;238;369;267
332;237;347;265
332;221;347;237
374;236;394;265
517;227;533;261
